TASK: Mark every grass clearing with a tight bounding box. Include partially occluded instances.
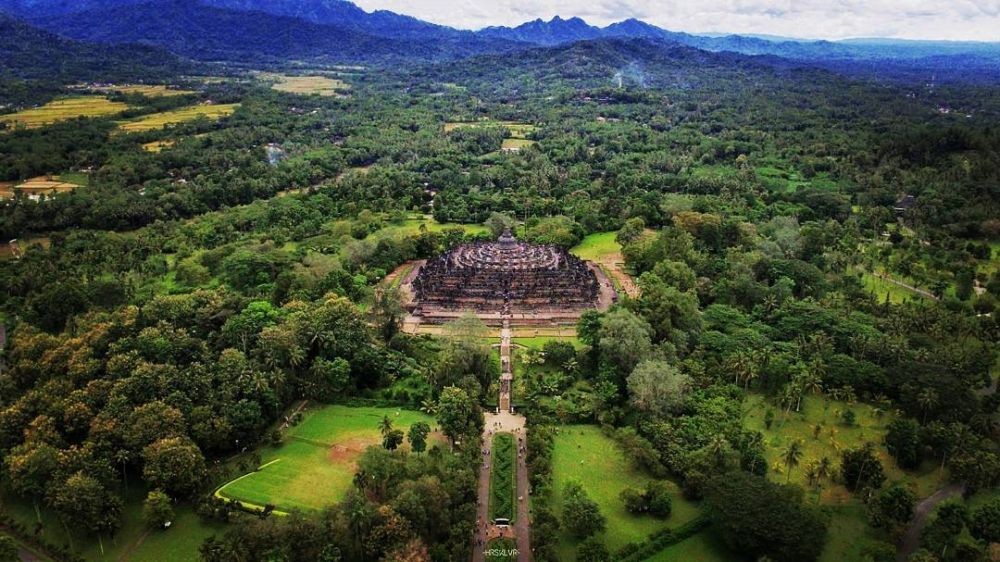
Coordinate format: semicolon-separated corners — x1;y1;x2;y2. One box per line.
269;74;350;96
489;433;516;522
744;394;947;502
1;96;129;129
570;231;621;262
216;405;438;512
117;103;240;133
84;85;196;97
550;425;700;560
142;140;176;153
501;138;536;151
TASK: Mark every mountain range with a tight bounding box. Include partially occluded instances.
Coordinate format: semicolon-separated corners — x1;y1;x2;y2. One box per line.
1;0;998;80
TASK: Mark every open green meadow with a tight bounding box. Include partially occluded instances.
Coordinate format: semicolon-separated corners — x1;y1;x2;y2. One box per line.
1;484;223;562
550;425;701;560
217;405;438;512
744;394;946;501
570;231;620;262
1;96;129;129
117;103;240;133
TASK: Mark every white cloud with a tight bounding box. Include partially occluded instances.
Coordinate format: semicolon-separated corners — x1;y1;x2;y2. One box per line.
351;0;1000;40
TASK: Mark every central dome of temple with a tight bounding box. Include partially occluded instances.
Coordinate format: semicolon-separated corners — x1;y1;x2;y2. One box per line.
411;230;601;315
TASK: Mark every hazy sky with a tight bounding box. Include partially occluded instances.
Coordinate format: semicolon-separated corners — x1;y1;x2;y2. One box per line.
351;0;1000;41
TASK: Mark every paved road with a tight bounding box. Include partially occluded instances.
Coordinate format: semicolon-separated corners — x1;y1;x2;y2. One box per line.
896;483;965;562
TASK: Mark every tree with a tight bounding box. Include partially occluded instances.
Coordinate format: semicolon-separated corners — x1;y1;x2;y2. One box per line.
142;490;174;529
407;422;430;454
782;441;803;483
0;536;18;562
47;471;122;552
868;484;915;530
436;386;482;447
383;429;404;451
705;472;827;562
616;217;646;246
970;497;1000;543
577;535;610;562
921;503;968;559
840;444;885;496
627;360;691;417
562;481;605;538
885;418;921;469
142;436;207;497
379;416;394;437
485;212;516;238
598;308;653;377
370;286;403;342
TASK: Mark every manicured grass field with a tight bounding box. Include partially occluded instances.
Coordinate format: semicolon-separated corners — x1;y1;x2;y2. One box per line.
217;405;438;512
571;231;620;262
117;103;240;133
744;394;946;502
510;335;583;350
642;530;734;562
550;425;701;560
489;433;516;521
269;74;350;96
1;96;129;129
373;215;490;238
485;538;518;562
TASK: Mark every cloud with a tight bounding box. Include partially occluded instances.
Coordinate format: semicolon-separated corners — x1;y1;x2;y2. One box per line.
350;0;1000;40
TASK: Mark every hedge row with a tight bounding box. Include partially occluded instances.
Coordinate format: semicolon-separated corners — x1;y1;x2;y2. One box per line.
615;515;712;562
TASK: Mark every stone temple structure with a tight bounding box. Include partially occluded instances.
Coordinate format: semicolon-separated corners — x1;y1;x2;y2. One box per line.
401;229;613;326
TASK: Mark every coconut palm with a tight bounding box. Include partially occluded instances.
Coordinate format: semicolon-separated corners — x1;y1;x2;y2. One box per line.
782;440;804;483
378;415;393;437
917;388;938;423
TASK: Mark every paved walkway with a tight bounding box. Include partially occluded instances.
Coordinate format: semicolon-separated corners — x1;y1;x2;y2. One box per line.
896;482;965;562
473;315;533;562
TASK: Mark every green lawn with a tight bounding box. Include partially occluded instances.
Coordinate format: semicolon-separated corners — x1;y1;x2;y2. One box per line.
511;335;583;350
642;530;734;562
550;425;701;560
217;405;437;512
570;232;620;262
489;433;516;522
375;216;489;238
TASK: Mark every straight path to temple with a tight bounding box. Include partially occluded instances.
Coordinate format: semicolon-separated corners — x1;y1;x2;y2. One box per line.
473;313;533;562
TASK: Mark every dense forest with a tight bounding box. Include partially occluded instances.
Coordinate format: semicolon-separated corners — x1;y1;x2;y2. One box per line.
0;16;997;562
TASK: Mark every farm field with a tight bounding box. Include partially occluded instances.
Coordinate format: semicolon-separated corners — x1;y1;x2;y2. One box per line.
268;74;350;96
0;96;129;129
216;405;439;512
501;138;536;150
142;139;176;152
550;425;701;561
117;103;240;133
82;84;196;97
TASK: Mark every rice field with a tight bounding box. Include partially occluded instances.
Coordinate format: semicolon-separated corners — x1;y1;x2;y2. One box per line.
85;84;196;97
117;103;240;133
268;74;350;96
0;175;84;200
0;96;129;129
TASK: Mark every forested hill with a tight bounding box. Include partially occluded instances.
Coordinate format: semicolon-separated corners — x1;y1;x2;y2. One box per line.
21;0;525;63
0;13;189;81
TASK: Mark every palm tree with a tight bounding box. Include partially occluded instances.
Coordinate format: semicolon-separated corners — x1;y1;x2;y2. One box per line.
804;460;820;488
378;416;393;437
782;440;804;483
817;456;832;482
419;399;438;417
917;388;938;423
